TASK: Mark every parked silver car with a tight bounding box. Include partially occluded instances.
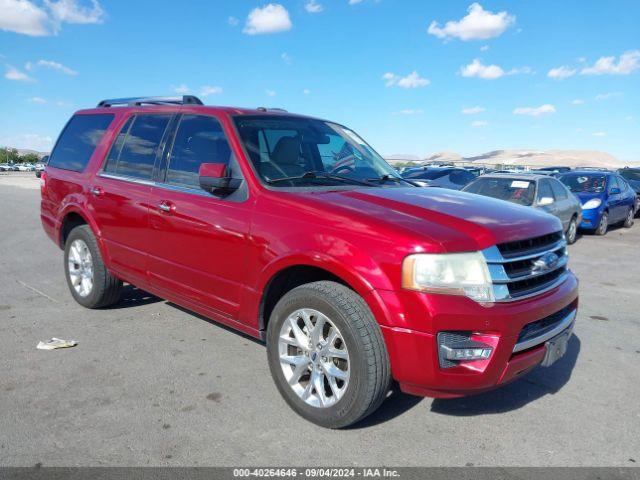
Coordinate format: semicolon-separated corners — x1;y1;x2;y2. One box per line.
462;174;583;244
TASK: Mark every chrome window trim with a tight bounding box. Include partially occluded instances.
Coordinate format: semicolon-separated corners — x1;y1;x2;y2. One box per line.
98;172;155;186
512;309;576;353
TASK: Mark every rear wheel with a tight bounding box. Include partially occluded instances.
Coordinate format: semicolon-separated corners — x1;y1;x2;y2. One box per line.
595;211;608;236
64;225;122;308
566;217;578;244
266;281;391;428
623;207;634;228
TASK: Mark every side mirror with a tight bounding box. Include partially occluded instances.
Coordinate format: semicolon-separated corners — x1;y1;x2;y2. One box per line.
538;196;554;206
610;187;621;194
199;163;241;194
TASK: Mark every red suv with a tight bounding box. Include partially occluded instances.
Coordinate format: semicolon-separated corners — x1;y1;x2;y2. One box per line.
41;96;578;428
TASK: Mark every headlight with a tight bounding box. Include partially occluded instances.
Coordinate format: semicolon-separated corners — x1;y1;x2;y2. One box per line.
402;252;494;303
582;198;602;210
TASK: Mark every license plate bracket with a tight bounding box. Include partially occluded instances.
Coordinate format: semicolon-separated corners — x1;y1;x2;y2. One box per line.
541;324;573;367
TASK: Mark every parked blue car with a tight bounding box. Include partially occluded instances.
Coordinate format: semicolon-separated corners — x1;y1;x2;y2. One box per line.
559;170;636;235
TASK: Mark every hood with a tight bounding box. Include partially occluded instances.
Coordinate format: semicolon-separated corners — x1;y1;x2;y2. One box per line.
573;190;605;204
292;187;563;252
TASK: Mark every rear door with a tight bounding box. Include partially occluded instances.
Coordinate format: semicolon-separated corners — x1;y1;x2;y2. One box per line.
536;179;560;222
89;113;173;286
146;113;252;321
607;176;623;221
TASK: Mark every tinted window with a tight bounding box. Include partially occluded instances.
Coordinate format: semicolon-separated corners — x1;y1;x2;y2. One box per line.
404;169;452;180
48;114;114;172
549;179;568;200
166;115;232;188
104;114;171;180
609;176;620;193
103;116;134;173
619;169;640;182
463;177;535;206
449;169;475;185
537;180;554;201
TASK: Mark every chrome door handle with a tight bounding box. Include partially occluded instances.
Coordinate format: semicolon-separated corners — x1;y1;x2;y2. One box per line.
158;201;174;213
90;186;103;196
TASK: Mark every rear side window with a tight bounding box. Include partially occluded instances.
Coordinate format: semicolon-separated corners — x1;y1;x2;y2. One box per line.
48;114;114;172
104;114;171;180
165;115;232;188
537;180;554;201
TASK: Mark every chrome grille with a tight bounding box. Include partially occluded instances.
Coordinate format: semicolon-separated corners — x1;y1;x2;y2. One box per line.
483;231;568;302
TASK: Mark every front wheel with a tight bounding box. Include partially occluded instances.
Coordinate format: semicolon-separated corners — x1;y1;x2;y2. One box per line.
266;281;391;428
64;225;122;308
566;218;578;244
595;211;608;236
623;207;634;228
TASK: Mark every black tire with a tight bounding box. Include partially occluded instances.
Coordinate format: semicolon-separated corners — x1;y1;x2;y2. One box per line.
566;217;578;245
623;207;634;228
266;281;391;429
64;225;122;308
595;211;608;236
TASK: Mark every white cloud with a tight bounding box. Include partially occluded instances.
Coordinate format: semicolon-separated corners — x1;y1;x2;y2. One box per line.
4;65;34;82
281;52;292;64
592;131;606;137
471;120;488;127
199;85;222;96
0;0;50;36
581;50;640;75
243;4;292;35
461;106;485;114
480;45;489;52
571;99;584;105
507;66;534;75
349;0;363;4
548;65;576;80
305;0;323;13
228;16;239;26
172;84;190;94
383;71;430;88
427;3;515;41
513;104;556;116
0;0;104;36
44;0;103;25
394;109;423;116
266;89;276;96
28;96;47;103
27;59;77;75
595;92;622;101
459;59;504;79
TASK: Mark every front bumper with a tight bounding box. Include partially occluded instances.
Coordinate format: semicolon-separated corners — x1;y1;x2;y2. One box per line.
369;271;579;398
579;207;602;230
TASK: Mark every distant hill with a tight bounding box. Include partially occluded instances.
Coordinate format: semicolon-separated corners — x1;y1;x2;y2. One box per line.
385;149;638;168
15;148;49;158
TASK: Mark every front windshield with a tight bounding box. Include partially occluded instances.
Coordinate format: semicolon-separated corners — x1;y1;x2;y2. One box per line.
463;177;535;206
619;169;640;182
233;115;403;187
559;174;606;193
403;169;451;180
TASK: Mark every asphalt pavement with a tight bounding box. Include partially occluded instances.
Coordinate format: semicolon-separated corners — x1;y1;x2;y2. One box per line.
0;173;639;467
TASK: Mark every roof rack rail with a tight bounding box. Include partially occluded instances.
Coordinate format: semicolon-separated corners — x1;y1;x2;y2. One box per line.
97;95;203;107
256;107;288;112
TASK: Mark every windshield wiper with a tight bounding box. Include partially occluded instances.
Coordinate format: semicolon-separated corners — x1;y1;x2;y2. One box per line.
266;171;375;187
367;174;420;187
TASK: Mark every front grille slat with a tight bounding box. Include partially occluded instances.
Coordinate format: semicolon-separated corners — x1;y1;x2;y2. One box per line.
483;231;568;302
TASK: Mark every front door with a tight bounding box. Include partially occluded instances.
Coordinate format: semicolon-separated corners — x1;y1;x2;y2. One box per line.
146;114;252;320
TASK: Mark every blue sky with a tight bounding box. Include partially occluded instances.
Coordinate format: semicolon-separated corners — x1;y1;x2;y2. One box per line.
1;0;639;161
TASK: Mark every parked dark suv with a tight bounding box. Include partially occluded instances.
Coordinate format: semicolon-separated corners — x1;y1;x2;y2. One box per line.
41;96;579;428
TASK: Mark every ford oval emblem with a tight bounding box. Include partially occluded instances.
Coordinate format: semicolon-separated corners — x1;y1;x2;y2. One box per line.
532;252;559;272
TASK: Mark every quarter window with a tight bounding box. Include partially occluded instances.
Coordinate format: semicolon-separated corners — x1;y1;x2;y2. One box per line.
104;114;171;180
550;179;568;200
48;114;114;172
537;180;554;201
166;115;232;188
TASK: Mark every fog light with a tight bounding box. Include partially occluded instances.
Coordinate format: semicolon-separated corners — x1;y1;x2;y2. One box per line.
441;346;492;360
437;331;495;369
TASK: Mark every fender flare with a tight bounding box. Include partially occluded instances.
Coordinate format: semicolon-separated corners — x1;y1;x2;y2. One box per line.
57;203;111;266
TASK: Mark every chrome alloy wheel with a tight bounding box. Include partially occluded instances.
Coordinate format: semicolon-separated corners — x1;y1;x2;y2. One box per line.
278;308;350;408
67;239;94;297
